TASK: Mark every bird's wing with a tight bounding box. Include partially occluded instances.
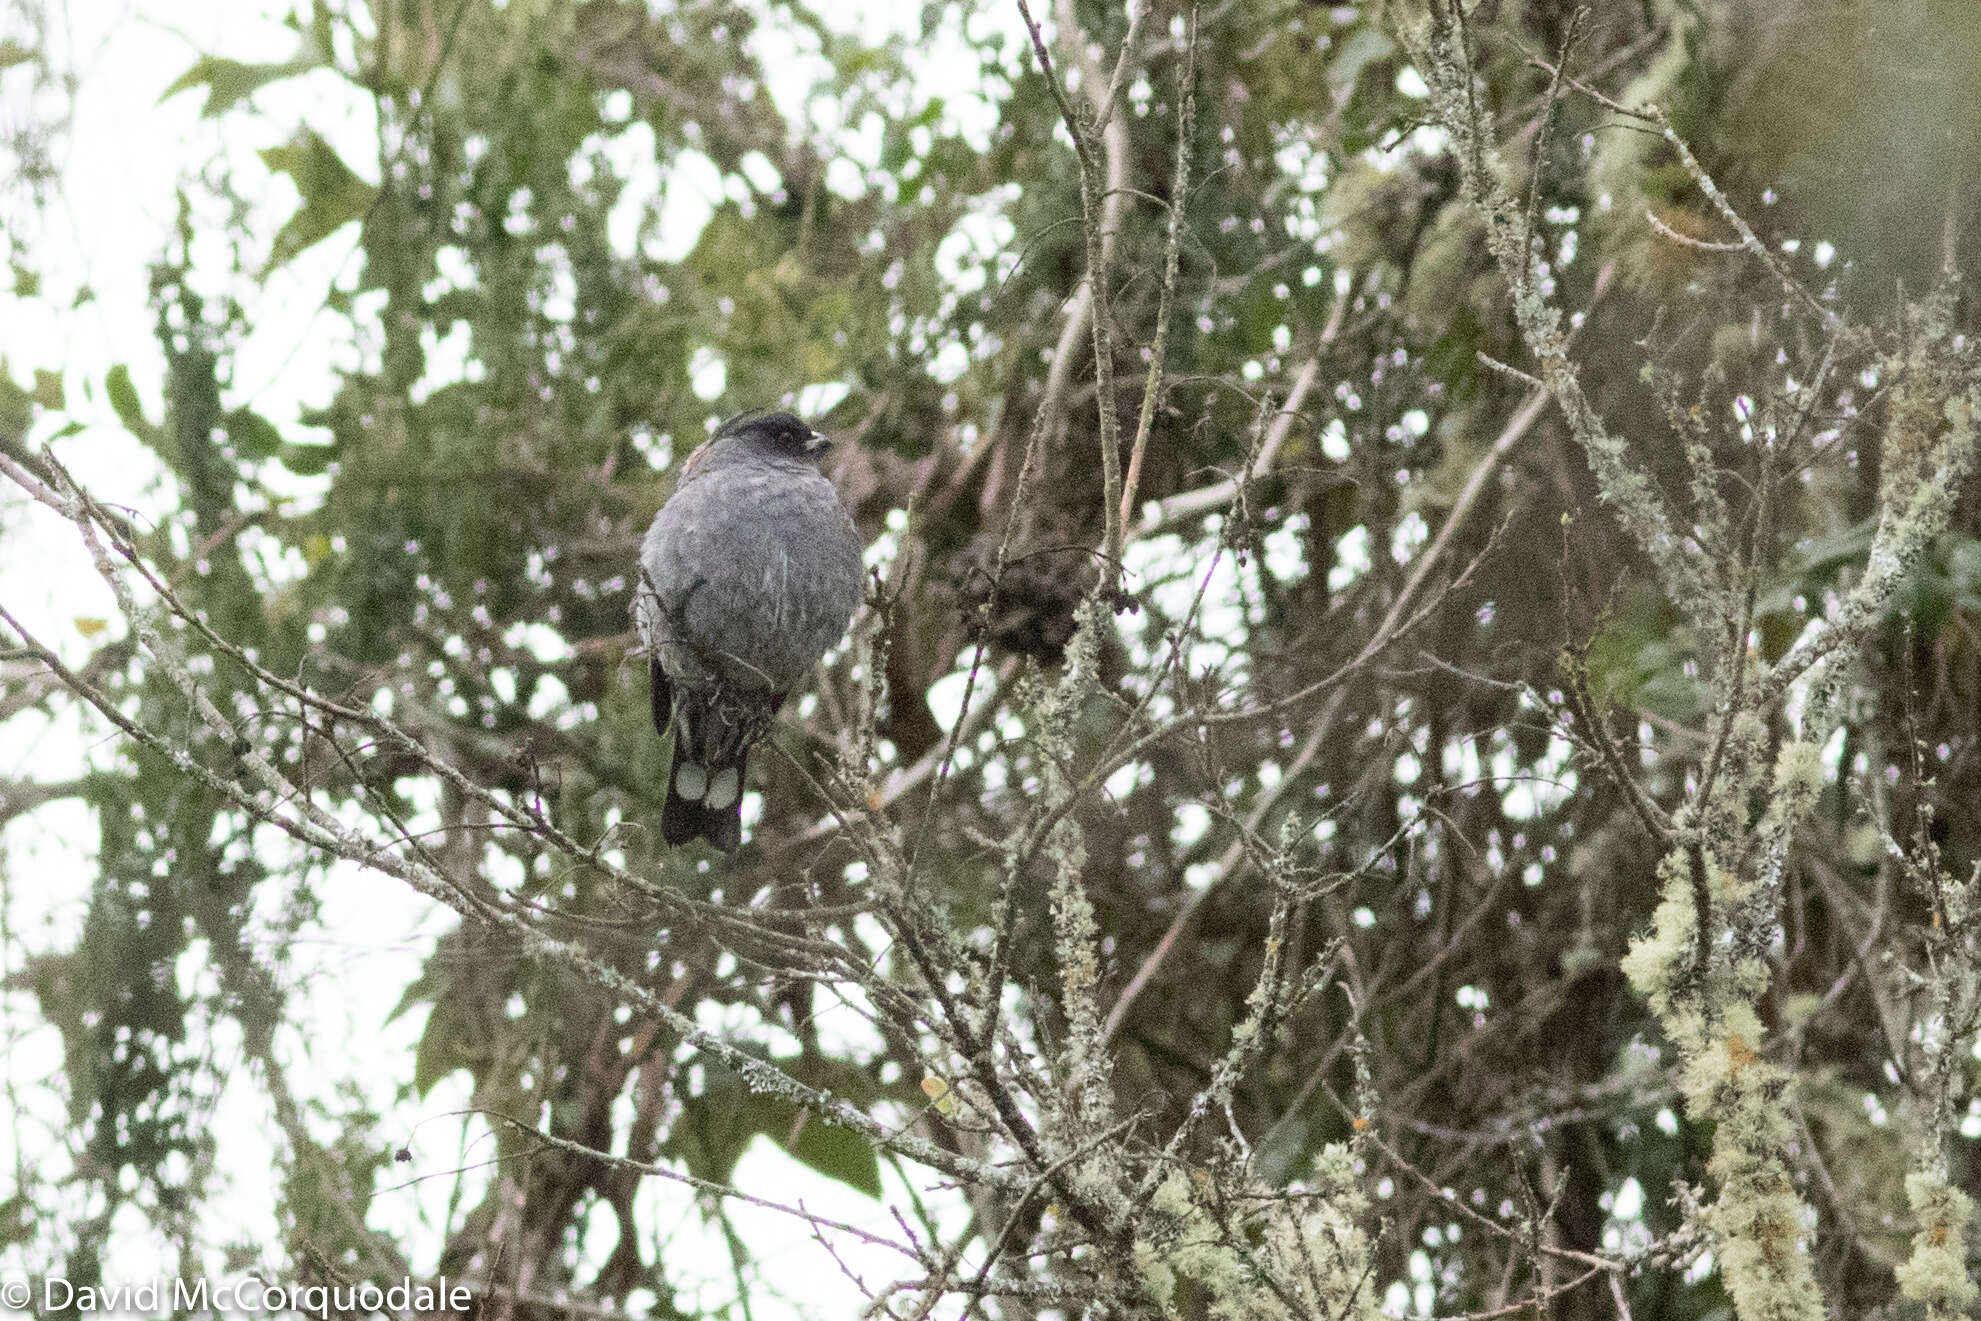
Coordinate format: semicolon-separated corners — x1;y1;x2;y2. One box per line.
649;655;673;738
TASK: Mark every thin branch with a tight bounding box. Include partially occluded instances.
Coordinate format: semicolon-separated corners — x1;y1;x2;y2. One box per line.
1116;4;1198;541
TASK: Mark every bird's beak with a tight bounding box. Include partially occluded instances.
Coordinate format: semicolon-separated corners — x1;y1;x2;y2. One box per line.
806;429;833;455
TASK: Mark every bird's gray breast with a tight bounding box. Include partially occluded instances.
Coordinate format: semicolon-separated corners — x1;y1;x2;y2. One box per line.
637;457;863;696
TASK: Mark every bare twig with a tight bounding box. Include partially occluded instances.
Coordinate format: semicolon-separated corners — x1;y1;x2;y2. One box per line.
1116;5;1198;542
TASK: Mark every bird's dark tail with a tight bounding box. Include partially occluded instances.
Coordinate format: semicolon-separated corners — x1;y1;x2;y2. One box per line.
654;668;756;853
661;741;745;852
652;660;776;853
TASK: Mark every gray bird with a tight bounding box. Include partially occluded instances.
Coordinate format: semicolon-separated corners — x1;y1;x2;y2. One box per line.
634;410;864;850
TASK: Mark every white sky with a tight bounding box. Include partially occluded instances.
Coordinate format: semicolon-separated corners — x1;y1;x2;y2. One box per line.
0;0;1024;1311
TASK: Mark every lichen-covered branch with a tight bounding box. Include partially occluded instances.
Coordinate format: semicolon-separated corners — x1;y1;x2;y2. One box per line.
1400;8;1981;1321
1402;2;1724;629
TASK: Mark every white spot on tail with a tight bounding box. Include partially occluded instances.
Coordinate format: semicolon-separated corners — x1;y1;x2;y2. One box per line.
705;765;740;811
675;762;708;801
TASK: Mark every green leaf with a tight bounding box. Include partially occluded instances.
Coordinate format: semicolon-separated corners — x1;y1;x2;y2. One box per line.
31;368;61;410
665;1071;764;1181
309;0;337;76
104;364;154;437
161;30;323;119
280;439;339;475
398;961;480;1098
259;129;376;269
1757;608;1801;663
162;54;314;118
0;367;28;435
0;38;34;71
786;1110;882;1199
0;1194;34;1249
223;407;284;460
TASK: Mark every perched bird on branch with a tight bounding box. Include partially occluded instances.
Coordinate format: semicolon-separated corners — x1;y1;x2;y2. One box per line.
634;411;864;851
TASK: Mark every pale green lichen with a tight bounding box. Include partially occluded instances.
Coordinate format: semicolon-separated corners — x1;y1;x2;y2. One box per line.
1130;1148;1382;1321
1619;884;1697;1009
1038;596;1116;1137
1895;1171;1978;1318
1382;14;1981;1321
1674;1011;1764;1113
1897;847;1981;1319
1709;1179;1821;1321
1771;740;1825;801
1726;711;1770;785
1620;827;1825;1321
1132;1236;1178;1310
1689;1020;1823;1321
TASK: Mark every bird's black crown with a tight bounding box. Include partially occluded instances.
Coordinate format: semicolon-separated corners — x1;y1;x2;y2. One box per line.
716;409;829;457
